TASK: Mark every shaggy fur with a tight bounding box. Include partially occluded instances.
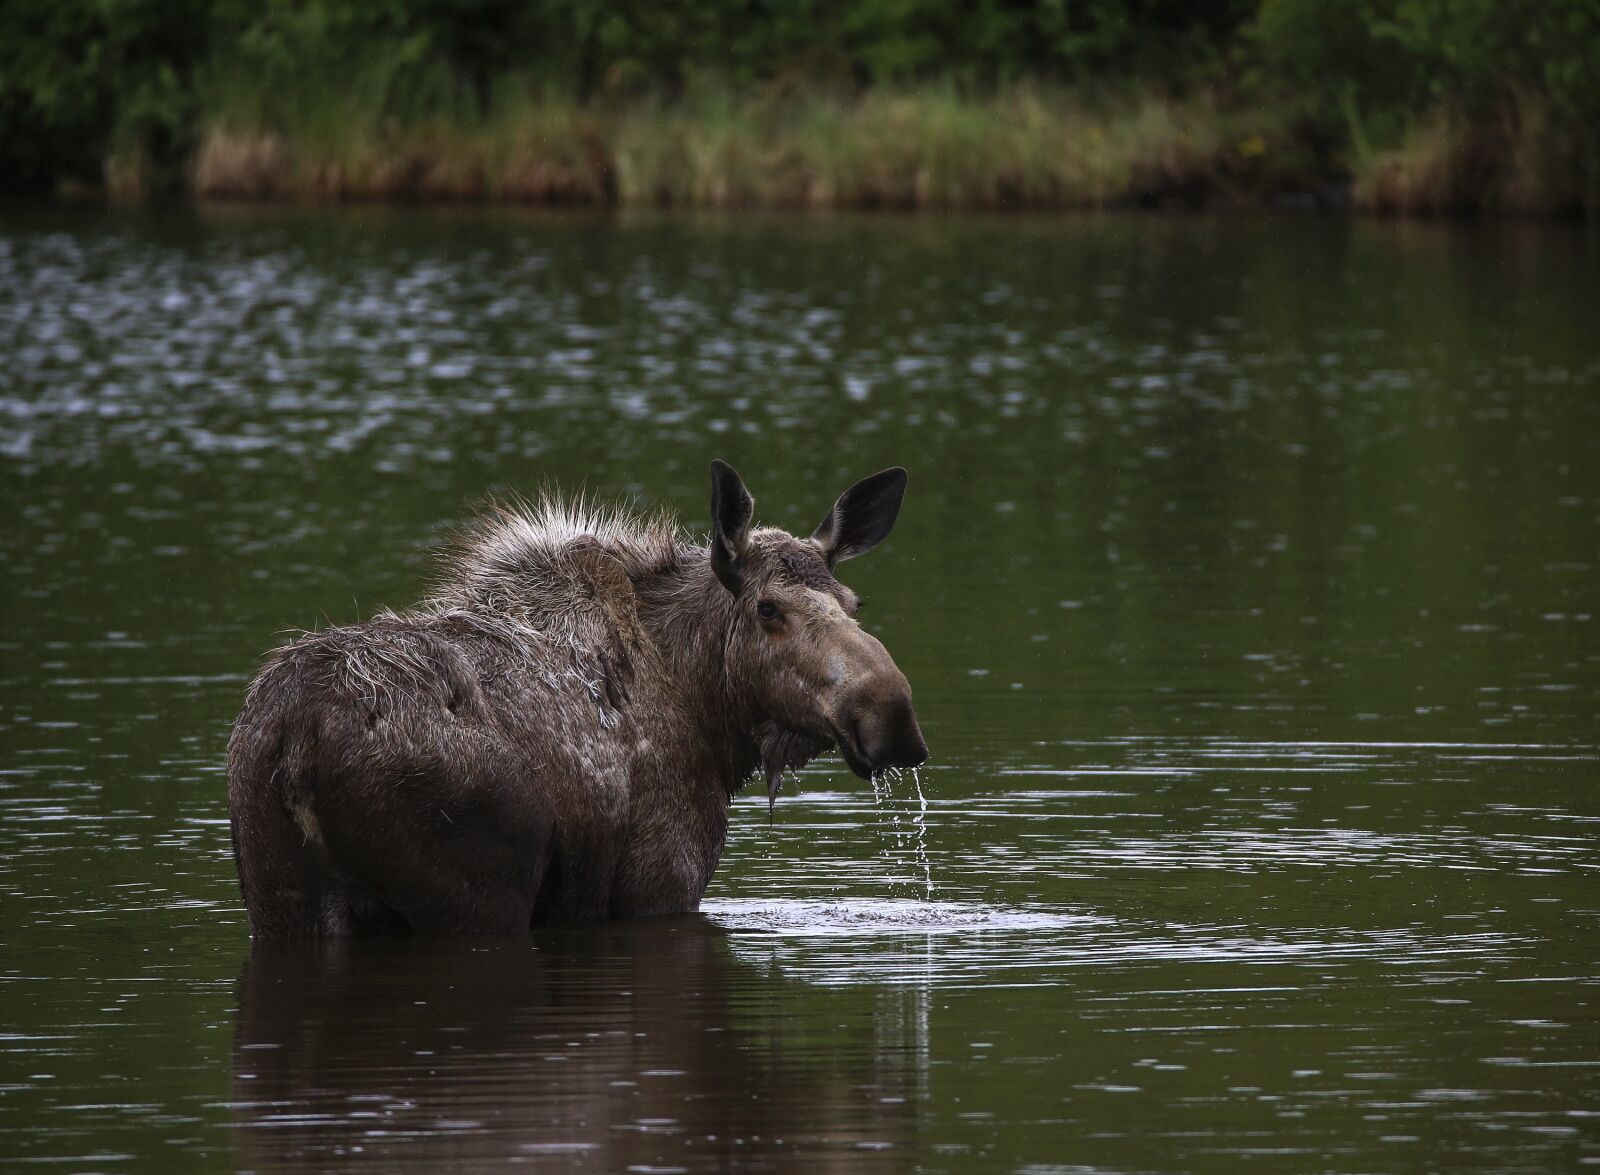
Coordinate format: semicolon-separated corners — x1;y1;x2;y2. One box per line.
227;464;926;938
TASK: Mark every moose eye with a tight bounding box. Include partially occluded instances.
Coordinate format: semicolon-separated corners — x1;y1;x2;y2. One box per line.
756;600;782;623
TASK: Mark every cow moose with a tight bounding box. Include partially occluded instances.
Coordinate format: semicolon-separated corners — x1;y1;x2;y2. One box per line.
227;461;927;938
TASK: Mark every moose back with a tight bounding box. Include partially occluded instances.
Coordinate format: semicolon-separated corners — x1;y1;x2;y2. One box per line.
227;461;926;938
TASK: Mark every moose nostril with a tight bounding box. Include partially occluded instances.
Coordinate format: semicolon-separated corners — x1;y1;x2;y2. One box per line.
848;716;886;772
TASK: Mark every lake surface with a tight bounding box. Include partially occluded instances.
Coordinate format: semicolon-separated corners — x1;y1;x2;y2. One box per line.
1;204;1597;1172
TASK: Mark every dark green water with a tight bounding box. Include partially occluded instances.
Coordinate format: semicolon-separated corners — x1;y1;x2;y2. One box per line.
2;205;1597;1172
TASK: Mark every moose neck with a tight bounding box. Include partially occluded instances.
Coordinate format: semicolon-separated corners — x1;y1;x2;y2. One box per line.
633;549;763;795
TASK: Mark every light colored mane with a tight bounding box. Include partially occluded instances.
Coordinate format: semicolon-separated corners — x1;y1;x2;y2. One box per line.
420;491;685;621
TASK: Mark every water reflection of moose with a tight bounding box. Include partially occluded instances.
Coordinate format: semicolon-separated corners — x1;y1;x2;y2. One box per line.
229;462;926;937
229;920;921;1170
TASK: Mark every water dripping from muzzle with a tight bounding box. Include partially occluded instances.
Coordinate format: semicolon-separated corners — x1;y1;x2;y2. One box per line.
870;766;934;900
911;766;932;900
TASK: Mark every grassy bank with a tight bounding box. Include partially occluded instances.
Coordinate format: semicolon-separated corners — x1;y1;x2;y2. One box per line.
1350;95;1600;217
171;85;1599;215
13;2;1599;216
181;87;1309;211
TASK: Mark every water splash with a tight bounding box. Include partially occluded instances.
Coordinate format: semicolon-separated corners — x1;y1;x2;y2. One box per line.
869;767;933;899
910;766;933;900
874;769;906;864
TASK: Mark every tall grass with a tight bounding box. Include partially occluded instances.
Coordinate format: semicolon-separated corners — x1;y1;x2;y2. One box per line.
184;71;1599;215
1353;91;1600;217
189;81;1298;210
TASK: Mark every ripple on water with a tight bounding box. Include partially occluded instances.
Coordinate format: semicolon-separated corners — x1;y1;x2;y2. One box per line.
704;897;1104;937
702;897;1526;989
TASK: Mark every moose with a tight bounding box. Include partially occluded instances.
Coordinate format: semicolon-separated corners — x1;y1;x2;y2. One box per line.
227;461;927;938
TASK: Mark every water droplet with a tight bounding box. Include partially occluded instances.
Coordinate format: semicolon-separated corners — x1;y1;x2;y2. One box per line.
911;766;933;900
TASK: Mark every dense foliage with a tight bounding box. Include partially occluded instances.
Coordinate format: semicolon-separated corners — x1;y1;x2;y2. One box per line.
2;0;1597;208
0;0;209;188
199;0;1254;101
1253;0;1600;145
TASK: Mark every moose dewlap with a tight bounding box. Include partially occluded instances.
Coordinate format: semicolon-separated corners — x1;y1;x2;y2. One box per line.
227;461;927;938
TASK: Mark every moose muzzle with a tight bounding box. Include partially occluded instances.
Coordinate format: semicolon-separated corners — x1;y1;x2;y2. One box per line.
831;650;928;779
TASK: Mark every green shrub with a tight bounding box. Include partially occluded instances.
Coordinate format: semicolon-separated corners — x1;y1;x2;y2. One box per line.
0;0;209;191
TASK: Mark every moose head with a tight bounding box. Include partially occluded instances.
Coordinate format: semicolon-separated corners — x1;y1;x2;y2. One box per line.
708;460;928;800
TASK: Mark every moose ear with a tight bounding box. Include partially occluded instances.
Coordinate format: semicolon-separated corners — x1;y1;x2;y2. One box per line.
709;459;755;594
811;467;907;567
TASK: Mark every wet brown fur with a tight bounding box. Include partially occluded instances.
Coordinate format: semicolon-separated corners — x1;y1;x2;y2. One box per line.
227;466;926;938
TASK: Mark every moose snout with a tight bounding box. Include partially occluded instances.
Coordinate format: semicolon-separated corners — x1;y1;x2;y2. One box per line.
841;692;928;778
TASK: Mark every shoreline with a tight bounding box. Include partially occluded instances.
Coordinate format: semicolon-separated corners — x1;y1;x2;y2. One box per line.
86;88;1595;220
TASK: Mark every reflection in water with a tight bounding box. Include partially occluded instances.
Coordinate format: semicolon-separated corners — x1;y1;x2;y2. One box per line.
229;919;921;1171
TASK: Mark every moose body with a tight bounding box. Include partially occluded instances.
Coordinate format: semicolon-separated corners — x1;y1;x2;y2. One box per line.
228;462;926;938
